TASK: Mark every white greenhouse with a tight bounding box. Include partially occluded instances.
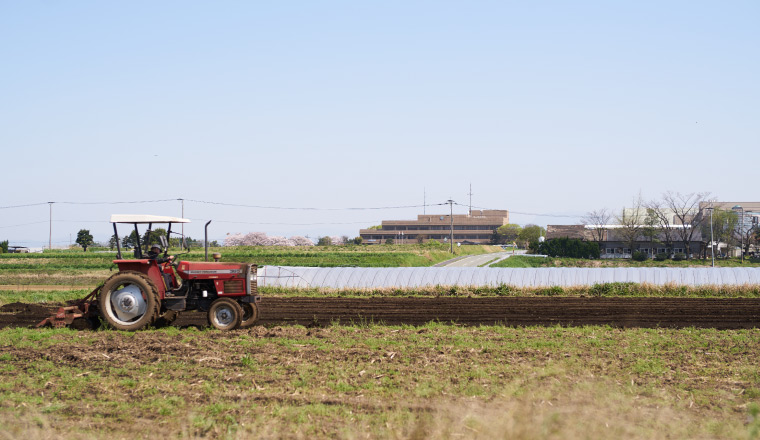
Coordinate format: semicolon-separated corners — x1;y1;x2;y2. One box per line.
257;266;760;289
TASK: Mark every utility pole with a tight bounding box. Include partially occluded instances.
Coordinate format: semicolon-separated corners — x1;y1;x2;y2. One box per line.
707;205;714;267
178;198;185;250
468;183;473;215
423;188;426;215
48;202;53;250
733;205;744;263
447;199;454;253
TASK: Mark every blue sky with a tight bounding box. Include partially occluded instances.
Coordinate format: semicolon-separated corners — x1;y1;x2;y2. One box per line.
1;1;758;246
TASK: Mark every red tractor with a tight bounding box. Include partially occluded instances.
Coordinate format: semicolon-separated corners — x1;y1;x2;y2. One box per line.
38;215;260;331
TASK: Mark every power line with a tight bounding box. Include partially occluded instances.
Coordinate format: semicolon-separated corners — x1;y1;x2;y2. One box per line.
0;199;446;211
190;218;381;226
454;202;582;219
185;199;447;211
55;199;178;205
0;202;49;210
0;221;49;229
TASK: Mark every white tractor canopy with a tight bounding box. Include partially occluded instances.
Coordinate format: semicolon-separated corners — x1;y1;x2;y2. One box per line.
110;215;190;224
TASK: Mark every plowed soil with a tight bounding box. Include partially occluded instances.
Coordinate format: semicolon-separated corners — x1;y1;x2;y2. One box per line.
2;297;760;329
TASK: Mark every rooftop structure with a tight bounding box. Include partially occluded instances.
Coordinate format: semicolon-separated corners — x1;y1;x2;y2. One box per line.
359;210;509;245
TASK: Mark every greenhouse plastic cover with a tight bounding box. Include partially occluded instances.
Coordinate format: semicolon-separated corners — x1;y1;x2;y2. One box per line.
257;266;760;289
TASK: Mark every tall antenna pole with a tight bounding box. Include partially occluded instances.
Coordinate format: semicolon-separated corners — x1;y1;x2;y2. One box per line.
48;202;53;250
709;204;714;268
423;188;426;215
468;183;473;215
447;199;454;253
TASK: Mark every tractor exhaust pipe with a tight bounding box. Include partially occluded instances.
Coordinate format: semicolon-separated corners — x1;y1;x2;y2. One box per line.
205;220;212;262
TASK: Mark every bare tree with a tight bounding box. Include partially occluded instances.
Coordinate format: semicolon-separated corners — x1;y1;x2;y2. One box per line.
661;191;710;259
614;194;645;254
581;208;611;242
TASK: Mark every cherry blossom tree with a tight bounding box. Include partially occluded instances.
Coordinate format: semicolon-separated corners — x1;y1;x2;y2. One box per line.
290;236;315;246
225;232;315;247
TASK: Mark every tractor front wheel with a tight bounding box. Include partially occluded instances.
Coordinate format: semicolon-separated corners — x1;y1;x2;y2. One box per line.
99;271;160;331
239;302;259;329
208;298;242;331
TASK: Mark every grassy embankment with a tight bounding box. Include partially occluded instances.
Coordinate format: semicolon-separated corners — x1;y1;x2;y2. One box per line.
3;282;760;307
0;324;758;439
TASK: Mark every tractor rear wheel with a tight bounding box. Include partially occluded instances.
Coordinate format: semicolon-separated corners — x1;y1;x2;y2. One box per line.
239;302;259;329
99;271;160;331
208;298;242;331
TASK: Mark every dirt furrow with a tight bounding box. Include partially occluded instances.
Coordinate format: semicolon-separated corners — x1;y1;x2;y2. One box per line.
2;297;759;330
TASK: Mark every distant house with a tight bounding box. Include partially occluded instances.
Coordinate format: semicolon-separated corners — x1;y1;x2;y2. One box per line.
546;225;704;258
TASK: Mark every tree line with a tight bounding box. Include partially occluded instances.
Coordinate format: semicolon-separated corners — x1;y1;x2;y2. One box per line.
69;228;214;252
582;191;759;260
489;224;546;248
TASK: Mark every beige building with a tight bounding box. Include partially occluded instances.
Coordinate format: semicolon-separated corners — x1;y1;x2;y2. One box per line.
699;202;760;230
359;210;509;245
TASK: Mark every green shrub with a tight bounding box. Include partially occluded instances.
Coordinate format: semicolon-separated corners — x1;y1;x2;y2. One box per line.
589;282;638;297
672;252;687;261
494;284;515;296
536;286;564;296
317;236;332;246
537;238;600;259
0;240;7;253
654;253;669;261
632;251;648;261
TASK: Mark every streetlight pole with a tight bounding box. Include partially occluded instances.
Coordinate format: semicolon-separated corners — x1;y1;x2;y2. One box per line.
178;198;185;250
733;205;744;263
447;199;454;253
707;206;714;267
48;202;53;250
741;209;745;263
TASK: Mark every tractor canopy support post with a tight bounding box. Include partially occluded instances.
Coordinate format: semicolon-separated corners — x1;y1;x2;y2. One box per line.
205;220;212;262
113;223;122;259
134;224;142;258
166;223;173;256
145;223;152;254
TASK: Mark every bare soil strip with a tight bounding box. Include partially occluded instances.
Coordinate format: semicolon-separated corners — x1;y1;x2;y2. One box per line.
2;297;759;329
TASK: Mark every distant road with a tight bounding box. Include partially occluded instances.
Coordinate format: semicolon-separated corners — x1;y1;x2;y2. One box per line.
438;250;525;267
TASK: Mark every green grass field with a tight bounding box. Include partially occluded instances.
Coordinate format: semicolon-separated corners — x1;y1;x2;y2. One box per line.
0;244;498;285
0;324;759;439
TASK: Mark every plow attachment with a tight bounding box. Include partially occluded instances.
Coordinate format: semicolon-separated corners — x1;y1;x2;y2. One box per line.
36;285;102;329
